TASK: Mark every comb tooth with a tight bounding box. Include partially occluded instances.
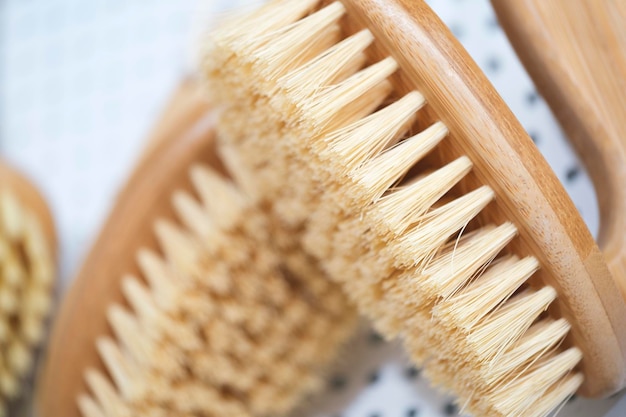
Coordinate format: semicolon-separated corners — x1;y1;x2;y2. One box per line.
487;348;582;417
84;369;130;417
190;165;247;230
154;218;202;279
436;256;538;330
136;249;181;310
393;186;495;267
422;223;518;300
77;394;107;417
96;337;142;401
353;121;449;205
303;57;399;131
318;91;426;176
373;156;474;236
467;286;557;363
172;190;216;242
252;2;346;82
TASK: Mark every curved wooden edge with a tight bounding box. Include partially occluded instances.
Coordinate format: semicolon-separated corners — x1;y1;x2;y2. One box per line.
0;161;57;259
34;80;218;417
491;0;626;395
340;0;626;396
490;0;626;302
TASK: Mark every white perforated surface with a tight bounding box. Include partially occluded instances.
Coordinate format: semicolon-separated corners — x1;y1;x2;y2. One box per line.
0;0;620;416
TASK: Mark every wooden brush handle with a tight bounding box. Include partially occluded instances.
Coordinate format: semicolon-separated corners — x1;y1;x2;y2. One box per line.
35;79;216;417
491;0;626;299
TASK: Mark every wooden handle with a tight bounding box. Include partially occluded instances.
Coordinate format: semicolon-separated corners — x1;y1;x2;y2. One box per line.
35;80;216;417
491;0;626;300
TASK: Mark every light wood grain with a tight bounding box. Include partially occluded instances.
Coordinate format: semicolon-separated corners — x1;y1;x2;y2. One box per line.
338;0;626;396
34;80;215;417
491;0;626;299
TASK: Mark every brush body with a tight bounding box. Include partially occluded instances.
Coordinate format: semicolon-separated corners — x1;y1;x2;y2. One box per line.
0;162;56;416
203;0;626;416
36;80;357;417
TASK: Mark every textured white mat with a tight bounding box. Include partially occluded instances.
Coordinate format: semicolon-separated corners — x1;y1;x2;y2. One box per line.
0;0;619;416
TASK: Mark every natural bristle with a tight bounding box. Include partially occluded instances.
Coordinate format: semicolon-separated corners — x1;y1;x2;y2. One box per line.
203;0;583;415
0;189;54;414
80;162;357;416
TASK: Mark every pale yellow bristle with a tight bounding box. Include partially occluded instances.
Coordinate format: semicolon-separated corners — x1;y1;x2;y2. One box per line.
248;2;345;83
172;190;217;242
7;340;31;376
80;162;356;417
0;372;18;399
210;0;318;45
528;372;584;417
352;122;449;204
421;223;517;299
485;348;582;417
393;186;495;267
277;29;374;107
373;157;474;237
190;165;247;230
154;218;203;279
202;0;582;414
0;194;56;414
302;57;398;132
0;191;23;240
482;318;571;386
136;249;183;309
318;91;425;177
106;304;183;378
435;256;538;330
85;369;131;417
77;394;106;417
97;337;142;400
466;286;557;362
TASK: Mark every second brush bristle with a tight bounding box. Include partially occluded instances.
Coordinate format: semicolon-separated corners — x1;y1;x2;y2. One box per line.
203;1;584;416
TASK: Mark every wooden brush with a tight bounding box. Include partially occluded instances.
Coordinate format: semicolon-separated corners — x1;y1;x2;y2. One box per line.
201;0;626;416
0;162;56;416
36;79;357;417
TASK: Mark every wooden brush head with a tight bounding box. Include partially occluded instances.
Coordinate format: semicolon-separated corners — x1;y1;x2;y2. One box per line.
36;79;357;417
0;161;56;414
35;81;220;417
203;0;626;405
330;0;626;397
